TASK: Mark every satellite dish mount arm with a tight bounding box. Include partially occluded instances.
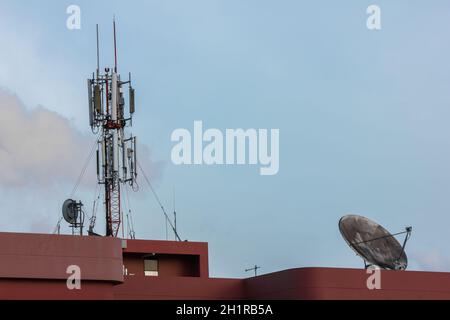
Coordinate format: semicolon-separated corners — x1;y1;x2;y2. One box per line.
395;226;412;269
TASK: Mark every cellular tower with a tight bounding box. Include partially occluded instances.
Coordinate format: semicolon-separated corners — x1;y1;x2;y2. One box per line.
61;20;179;240
86;20;137;237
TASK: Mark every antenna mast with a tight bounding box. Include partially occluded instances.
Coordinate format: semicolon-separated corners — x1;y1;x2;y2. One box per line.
96;24;100;77
87;20;137;237
113;16;118;73
173;188;177;241
245;265;261;277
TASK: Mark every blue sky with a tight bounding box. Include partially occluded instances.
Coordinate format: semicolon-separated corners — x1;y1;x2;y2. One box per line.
1;0;450;277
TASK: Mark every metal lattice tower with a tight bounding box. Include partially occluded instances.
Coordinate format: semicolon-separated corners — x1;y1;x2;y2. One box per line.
87;21;137;237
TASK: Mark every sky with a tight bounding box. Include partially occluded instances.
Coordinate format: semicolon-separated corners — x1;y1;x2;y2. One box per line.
1;0;450;278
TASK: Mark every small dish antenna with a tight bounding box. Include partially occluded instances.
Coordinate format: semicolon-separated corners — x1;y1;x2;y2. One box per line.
339;214;412;270
62;199;85;235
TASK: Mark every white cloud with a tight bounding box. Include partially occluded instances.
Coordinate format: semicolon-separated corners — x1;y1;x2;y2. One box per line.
0;88;161;187
0;89;93;187
410;249;450;272
0;88;162;234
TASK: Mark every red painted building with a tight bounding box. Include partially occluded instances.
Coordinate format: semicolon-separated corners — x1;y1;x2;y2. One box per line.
0;231;449;300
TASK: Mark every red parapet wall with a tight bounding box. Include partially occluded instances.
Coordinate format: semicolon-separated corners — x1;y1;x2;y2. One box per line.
114;268;450;300
123;239;209;278
1;232;450;300
244;267;450;300
0;232;123;282
0;279;115;300
114;276;245;300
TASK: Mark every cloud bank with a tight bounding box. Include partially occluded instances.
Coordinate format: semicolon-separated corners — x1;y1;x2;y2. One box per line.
0;89;93;187
0;88;162;234
0;89;160;189
410;250;450;272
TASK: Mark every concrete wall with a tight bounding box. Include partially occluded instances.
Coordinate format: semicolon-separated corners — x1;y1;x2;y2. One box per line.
0;232;123;282
244;267;450;300
114;276;245;300
123;239;209;278
2;233;450;300
123;253;200;277
0;279;115;300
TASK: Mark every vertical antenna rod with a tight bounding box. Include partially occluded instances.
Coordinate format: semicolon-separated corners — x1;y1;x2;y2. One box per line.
113;16;118;73
245;265;261;277
96;24;100;77
173;188;177;241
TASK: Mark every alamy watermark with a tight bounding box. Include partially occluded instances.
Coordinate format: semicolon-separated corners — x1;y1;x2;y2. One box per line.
367;5;381;30
171;121;279;176
366;266;381;290
66;5;81;30
66;265;81;290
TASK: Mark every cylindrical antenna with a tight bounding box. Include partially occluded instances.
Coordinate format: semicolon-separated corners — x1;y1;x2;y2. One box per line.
133;137;137;179
96;149;100;177
129;72;135;114
113;16;118;73
122;139;126;178
96;24;100;78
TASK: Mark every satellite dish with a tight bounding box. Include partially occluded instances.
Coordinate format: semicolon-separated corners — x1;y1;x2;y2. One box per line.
339;215;411;270
62;199;79;224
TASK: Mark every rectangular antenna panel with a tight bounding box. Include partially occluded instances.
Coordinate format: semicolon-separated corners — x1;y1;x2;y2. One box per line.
129;87;135;114
87;79;94;126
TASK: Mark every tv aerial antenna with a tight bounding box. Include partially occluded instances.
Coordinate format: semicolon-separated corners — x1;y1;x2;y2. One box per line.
245;265;261;277
339;214;412;270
